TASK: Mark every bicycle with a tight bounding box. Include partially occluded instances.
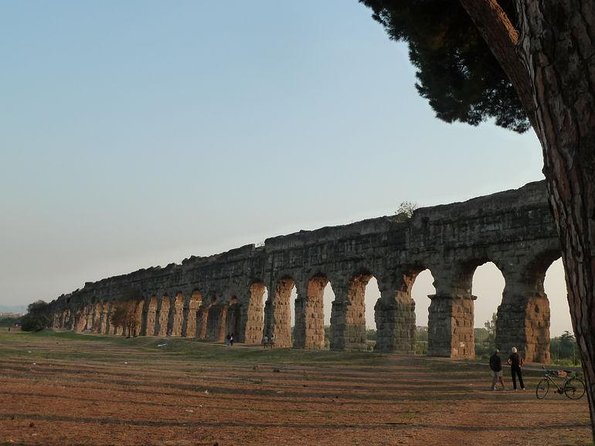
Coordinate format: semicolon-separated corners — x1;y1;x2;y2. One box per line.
535;367;585;400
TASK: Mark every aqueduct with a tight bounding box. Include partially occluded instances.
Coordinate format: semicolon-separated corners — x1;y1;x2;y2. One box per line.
47;180;562;362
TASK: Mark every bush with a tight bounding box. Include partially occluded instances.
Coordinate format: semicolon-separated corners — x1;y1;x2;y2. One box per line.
20;312;50;332
550;331;580;365
20;300;50;332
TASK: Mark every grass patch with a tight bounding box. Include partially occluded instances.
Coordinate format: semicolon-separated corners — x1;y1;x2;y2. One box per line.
0;330;389;366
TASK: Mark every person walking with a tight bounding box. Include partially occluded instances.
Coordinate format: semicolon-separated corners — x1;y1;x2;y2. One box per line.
507;346;525;390
489;349;505;390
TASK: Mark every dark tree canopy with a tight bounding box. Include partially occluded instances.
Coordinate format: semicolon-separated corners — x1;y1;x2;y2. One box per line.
21;300;50;332
360;0;529;132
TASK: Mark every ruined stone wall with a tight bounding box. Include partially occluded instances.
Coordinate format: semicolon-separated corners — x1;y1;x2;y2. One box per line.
46;181;561;362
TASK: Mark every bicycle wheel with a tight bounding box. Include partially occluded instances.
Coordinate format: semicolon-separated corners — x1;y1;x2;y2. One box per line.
564;378;586;399
536;378;549;399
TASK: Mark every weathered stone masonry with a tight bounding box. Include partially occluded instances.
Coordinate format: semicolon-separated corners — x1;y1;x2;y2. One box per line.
47;181;561;362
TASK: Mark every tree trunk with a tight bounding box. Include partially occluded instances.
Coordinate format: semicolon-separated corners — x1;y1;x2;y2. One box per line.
514;1;595;437
461;0;595;438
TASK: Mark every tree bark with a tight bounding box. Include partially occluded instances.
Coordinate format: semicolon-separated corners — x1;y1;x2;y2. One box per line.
458;0;537;128
461;0;595;438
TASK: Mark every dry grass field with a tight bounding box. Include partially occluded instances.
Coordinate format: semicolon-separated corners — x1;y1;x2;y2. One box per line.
0;330;592;446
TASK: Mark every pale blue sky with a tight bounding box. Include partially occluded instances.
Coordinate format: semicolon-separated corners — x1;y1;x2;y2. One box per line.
0;1;571;334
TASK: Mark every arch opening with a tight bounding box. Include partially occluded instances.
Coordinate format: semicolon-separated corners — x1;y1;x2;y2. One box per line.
472;262;505;358
323;281;335;349
225;294;241;342
336;271;375;351
364;276;379;350
544;258;576;364
410;268;436;354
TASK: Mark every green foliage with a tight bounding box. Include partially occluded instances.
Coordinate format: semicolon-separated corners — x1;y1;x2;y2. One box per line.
27;300;49;314
0;316;19;327
550;331;580;365
20;300;50;332
475;313;497;359
415;326;428;355
393;201;417;222
366;328;377;341
416;326;428;342
359;0;529;132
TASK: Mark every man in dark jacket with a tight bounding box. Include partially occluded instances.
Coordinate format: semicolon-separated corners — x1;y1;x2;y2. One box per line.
489;349;505;390
507;347;525;390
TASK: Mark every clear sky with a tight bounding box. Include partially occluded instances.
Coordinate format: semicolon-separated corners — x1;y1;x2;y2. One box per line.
0;1;571;335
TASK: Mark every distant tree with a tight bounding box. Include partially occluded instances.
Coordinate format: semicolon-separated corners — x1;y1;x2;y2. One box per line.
415;326;428;342
415;326;428;355
110;302;139;338
475;313;497;358
484;312;497;349
0;316;20;327
551;331;579;365
393;201;417;223
20;300;51;332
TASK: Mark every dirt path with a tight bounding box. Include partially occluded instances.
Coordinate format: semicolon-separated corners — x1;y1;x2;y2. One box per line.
0;331;591;446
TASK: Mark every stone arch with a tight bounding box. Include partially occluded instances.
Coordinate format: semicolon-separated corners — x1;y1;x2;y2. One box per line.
329;269;377;351
453;257;506;297
267;276;296;348
206;295;227;342
523;249;564;297
106;303;119;335
373;266;424;353
226;295;241;340
145;296;158;336
348;270;376;350
183;290;202;338
497;248;560;363
156;295;170;337
427;257;503;359
196;297;214;340
74;306;88;332
244;281;266;345
170;293;184;337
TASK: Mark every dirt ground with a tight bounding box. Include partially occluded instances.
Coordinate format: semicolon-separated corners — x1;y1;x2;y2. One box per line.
0;330;592;446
